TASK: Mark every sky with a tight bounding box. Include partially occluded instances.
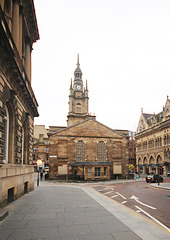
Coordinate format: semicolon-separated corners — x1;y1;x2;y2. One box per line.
32;0;170;132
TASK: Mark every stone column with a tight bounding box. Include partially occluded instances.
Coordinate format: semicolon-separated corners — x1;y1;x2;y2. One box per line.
25;38;31;81
12;0;19;50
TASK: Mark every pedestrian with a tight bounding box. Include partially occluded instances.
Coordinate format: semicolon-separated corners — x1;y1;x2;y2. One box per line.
40;171;43;180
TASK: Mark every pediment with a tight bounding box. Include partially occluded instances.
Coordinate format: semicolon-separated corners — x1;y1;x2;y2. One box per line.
51;118;125;139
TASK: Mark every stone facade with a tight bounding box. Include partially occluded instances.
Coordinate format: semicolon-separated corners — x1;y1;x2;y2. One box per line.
49;118;129;180
136;97;170;176
0;0;39;206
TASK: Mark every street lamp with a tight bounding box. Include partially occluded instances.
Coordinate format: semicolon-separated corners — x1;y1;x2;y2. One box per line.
37;159;42;186
157;158;160;186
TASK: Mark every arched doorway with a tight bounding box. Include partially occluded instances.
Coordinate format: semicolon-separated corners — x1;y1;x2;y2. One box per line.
156;155;163;175
143;157;149;174
149;156;156;174
138;158;143;174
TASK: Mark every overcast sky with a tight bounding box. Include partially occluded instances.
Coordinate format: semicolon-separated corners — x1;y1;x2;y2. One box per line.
32;0;170;132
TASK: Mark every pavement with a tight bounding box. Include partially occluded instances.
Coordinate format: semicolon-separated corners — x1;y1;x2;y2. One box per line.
0;178;170;240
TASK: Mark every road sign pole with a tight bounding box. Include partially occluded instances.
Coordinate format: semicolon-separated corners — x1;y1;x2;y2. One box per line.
37;166;39;186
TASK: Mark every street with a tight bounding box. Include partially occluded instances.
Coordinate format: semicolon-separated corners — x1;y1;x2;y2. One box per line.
91;179;170;230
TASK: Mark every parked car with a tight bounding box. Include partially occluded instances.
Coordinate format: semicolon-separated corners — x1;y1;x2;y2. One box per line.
146;175;164;183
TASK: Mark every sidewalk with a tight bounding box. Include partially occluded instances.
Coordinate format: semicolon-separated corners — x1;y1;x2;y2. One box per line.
0;181;170;240
150;182;170;190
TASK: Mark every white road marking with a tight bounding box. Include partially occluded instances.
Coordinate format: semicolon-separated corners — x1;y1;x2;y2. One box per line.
130;195;156;209
121;201;127;204
135;205;170;232
98;188;109;192
110;188;114;191
104;191;114;195
116;192;127;199
111;195;118;198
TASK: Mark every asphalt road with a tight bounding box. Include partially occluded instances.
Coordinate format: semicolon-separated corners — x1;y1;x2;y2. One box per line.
91;180;170;230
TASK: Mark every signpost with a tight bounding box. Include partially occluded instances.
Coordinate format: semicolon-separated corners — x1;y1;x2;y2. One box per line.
37;159;42;186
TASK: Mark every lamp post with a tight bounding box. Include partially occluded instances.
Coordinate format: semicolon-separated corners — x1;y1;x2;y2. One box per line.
157;158;160;185
37;159;42;186
66;162;69;182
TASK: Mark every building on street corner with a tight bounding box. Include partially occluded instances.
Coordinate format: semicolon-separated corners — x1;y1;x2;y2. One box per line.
48;55;129;180
136;96;170;176
0;0;39;206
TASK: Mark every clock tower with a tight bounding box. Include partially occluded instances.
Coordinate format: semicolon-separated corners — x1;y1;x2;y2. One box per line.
67;55;95;126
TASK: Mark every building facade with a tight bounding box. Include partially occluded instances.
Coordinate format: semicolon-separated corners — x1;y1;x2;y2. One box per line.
49;56;129;180
136;97;170;176
0;0;39;206
33;125;49;170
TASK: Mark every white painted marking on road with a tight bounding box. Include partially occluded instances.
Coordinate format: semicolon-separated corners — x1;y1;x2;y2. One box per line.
104;191;114;195
121;201;127;204
135;205;170;232
116;192;127;199
130;195;156;209
98;188;109;192
110;195;118;198
110;188;114;191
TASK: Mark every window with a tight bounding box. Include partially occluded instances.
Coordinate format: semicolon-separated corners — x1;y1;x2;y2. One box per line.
76;140;85;162
97;141;106;161
3;106;9;163
104;167;107;176
21;126;24;164
88;168;92;178
46;148;49;152
76;103;81;113
21;122;28;164
3;103;14;163
95;167;101;177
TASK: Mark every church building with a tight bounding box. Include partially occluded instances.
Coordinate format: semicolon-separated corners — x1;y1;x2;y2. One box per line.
48;55;129;180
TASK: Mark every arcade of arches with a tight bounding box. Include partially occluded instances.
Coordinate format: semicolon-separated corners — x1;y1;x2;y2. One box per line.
137;154;168;175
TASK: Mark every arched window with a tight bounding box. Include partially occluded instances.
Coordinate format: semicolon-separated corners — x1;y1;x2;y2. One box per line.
97;141;106;162
3;106;9;163
21;121;28;164
76;103;81;113
76;140;85;162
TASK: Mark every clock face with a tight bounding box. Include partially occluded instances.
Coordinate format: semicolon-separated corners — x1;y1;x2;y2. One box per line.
77;85;81;90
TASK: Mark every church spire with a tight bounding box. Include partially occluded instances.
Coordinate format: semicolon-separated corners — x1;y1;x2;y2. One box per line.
74;54;82;82
86;79;88;90
77;54;80;67
70;78;73;89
